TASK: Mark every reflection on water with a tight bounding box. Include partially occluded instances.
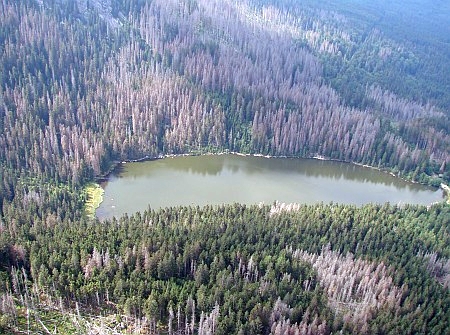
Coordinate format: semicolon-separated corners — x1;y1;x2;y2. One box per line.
97;154;442;219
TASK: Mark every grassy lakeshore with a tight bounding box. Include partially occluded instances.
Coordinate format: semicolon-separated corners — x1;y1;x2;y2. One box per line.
83;183;104;217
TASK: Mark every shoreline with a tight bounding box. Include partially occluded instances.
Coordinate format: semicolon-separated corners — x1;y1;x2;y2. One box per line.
97;151;442;190
91;151;447;219
84;183;105;218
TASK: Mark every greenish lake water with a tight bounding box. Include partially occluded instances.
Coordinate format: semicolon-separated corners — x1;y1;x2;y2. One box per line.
96;154;443;219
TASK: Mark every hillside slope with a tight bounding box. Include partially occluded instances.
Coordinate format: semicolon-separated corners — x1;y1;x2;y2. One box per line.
0;0;449;334
0;0;448;186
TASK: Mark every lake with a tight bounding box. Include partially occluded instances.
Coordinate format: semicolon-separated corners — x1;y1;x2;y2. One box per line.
96;154;443;219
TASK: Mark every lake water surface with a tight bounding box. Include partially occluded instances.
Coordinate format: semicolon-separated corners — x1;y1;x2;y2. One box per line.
96;154;443;219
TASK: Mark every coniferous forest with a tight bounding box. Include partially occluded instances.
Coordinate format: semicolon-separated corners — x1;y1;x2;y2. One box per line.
0;0;449;333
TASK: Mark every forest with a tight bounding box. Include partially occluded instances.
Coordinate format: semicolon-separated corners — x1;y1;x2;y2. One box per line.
0;0;449;333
